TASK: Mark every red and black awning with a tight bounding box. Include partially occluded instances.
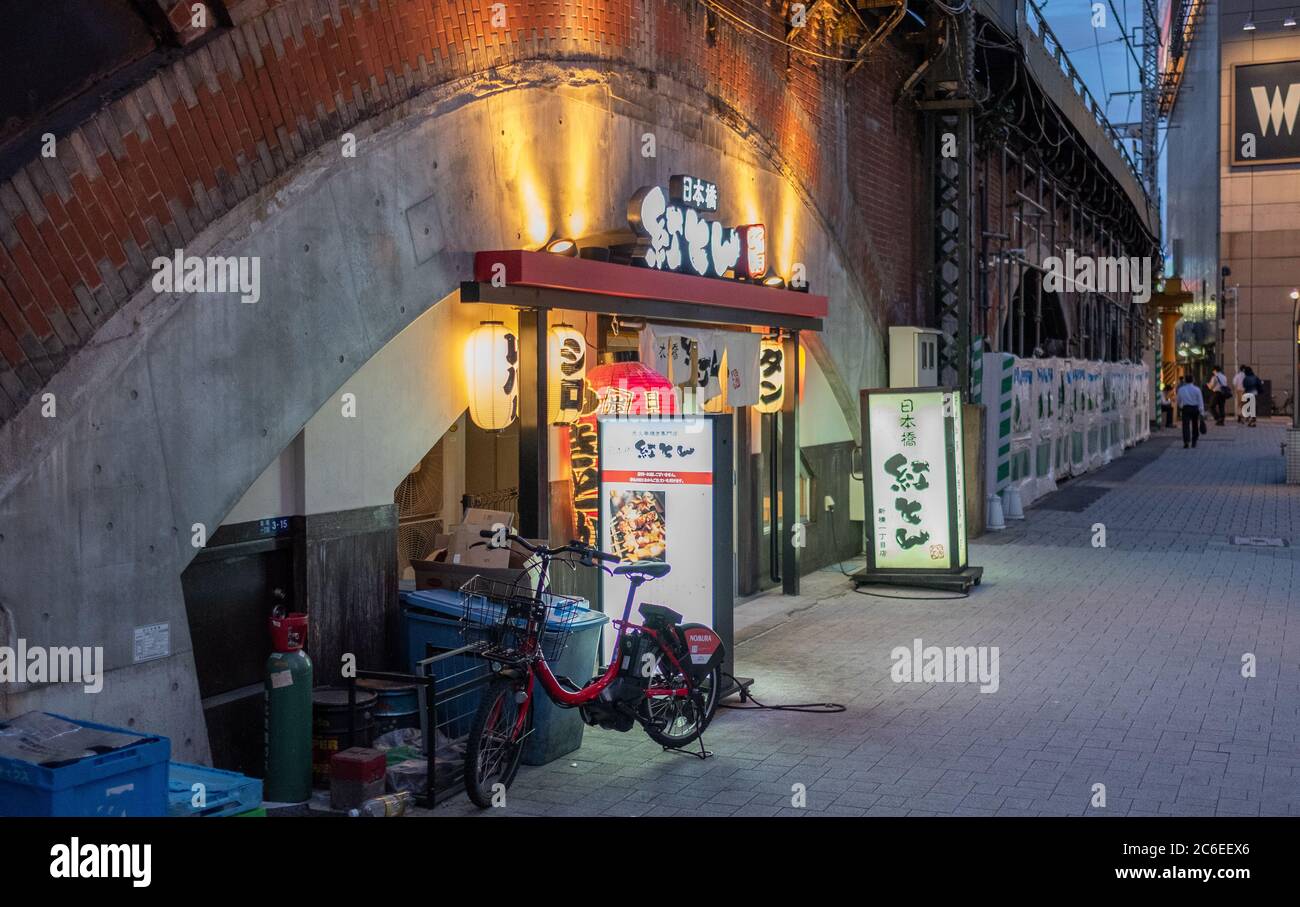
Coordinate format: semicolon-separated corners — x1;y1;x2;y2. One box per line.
462;250;826;333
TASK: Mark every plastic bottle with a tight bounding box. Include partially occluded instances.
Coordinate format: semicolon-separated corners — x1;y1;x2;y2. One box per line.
348;791;414;817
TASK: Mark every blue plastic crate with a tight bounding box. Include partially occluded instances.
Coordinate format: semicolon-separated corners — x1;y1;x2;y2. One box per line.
0;713;170;817
167;762;262;817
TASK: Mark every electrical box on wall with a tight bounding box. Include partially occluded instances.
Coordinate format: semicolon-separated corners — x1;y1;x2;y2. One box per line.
888;326;942;388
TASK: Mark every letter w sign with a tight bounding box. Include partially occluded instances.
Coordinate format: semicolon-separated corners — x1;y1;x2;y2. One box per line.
1234;60;1300;164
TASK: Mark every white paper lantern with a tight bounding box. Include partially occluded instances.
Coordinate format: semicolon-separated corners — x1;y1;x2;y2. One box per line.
465;321;519;430
754;337;785;413
547;323;587;424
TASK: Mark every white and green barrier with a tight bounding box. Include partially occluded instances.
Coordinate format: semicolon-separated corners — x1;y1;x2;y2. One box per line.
982;354;1152;510
979;351;1016;498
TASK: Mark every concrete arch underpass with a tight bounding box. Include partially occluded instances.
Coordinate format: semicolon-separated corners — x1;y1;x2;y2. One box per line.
0;74;881;757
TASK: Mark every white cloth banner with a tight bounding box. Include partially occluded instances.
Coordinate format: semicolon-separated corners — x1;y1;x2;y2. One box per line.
639;325;694;387
722;332;761;407
639;324;761;406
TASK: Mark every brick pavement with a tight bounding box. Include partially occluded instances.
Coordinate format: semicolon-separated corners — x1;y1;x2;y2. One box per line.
433;419;1300;817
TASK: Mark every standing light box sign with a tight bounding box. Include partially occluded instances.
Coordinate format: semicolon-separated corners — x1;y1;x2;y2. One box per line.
598;416;727;660
862;388;968;572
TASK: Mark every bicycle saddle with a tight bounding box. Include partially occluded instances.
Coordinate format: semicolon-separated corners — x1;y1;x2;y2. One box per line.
612;562;672;579
638;602;683;625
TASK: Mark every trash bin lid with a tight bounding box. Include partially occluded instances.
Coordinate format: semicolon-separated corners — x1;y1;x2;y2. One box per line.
400;589;463;619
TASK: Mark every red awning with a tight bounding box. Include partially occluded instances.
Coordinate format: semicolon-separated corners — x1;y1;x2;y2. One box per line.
471;250;827;325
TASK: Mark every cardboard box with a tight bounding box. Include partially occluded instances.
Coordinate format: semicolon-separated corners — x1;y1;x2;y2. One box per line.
412;524;545;594
412;559;532;593
446;508;515;569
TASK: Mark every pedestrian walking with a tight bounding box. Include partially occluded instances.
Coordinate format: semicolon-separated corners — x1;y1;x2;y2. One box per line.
1233;364;1247;422
1241;366;1262;427
1208;364;1230;425
1176;374;1205;448
1161;383;1175;427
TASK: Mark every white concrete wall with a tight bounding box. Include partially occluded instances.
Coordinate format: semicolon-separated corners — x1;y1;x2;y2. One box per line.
800;349;854;448
222;290;476;522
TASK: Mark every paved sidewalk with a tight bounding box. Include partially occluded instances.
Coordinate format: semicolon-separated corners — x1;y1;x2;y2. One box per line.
434;419;1300;817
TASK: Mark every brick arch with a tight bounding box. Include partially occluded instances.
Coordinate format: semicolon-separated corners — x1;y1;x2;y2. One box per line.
0;61;891;756
0;0;918;428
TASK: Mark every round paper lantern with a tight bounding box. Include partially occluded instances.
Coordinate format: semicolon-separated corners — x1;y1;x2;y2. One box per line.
754;337;785;413
567;358;678;545
465;321;519;430
585;359;679;416
547;324;587;424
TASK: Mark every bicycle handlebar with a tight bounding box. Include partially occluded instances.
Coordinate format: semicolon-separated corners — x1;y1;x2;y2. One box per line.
476;528;618;564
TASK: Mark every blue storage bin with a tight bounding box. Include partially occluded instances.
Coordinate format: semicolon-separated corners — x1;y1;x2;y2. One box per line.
399;590;608;763
400;589;497;742
0;713;170;817
167;762;262;817
521;603;607;766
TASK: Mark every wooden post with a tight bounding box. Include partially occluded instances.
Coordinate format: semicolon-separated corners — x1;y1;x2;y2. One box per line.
781;331;800;595
517;309;549;539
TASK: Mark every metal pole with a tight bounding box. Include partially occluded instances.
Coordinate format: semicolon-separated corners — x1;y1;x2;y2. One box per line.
1292;290;1299;430
781;331;801;596
1233;285;1239;379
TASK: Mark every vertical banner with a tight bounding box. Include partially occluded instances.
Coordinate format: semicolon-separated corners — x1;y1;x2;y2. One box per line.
597;416;731;665
862;388;967;573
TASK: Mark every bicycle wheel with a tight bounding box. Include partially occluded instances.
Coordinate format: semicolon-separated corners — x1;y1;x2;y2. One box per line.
464;677;529;808
637;635;720;748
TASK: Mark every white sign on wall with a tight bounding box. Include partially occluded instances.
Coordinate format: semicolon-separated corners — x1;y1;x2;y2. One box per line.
598;416;714;651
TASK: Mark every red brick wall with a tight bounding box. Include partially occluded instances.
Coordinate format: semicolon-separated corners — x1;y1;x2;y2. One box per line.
0;0;923;422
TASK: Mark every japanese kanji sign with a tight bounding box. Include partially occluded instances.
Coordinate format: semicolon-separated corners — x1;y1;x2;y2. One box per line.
862;388;968;572
627;176;765;281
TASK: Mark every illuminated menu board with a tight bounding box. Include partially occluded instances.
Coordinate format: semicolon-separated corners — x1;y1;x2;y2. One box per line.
597;416;717;651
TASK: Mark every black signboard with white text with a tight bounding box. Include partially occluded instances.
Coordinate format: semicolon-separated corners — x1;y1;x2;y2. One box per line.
1232;59;1300;166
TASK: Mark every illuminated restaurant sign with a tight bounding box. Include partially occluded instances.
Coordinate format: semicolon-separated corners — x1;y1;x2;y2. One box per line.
627;175;766;281
861;388;968;572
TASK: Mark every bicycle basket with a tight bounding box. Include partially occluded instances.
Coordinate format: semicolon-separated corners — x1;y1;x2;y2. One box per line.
457;575;585;662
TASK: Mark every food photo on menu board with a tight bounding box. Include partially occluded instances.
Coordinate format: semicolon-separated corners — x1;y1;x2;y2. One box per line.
607;489;667;563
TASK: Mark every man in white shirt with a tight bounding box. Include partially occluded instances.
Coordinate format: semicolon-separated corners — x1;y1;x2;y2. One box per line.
1208;365;1230;425
1233;365;1247;423
1176;375;1205;448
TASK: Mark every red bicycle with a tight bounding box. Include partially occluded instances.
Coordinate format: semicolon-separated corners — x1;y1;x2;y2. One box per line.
461;529;725;808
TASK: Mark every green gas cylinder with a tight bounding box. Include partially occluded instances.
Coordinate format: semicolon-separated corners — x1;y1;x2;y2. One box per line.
265;613;313;803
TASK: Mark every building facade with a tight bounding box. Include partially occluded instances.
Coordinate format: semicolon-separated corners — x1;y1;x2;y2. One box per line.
1167;0;1300;394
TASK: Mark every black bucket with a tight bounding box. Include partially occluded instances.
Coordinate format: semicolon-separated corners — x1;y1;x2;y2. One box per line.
311;687;377;787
